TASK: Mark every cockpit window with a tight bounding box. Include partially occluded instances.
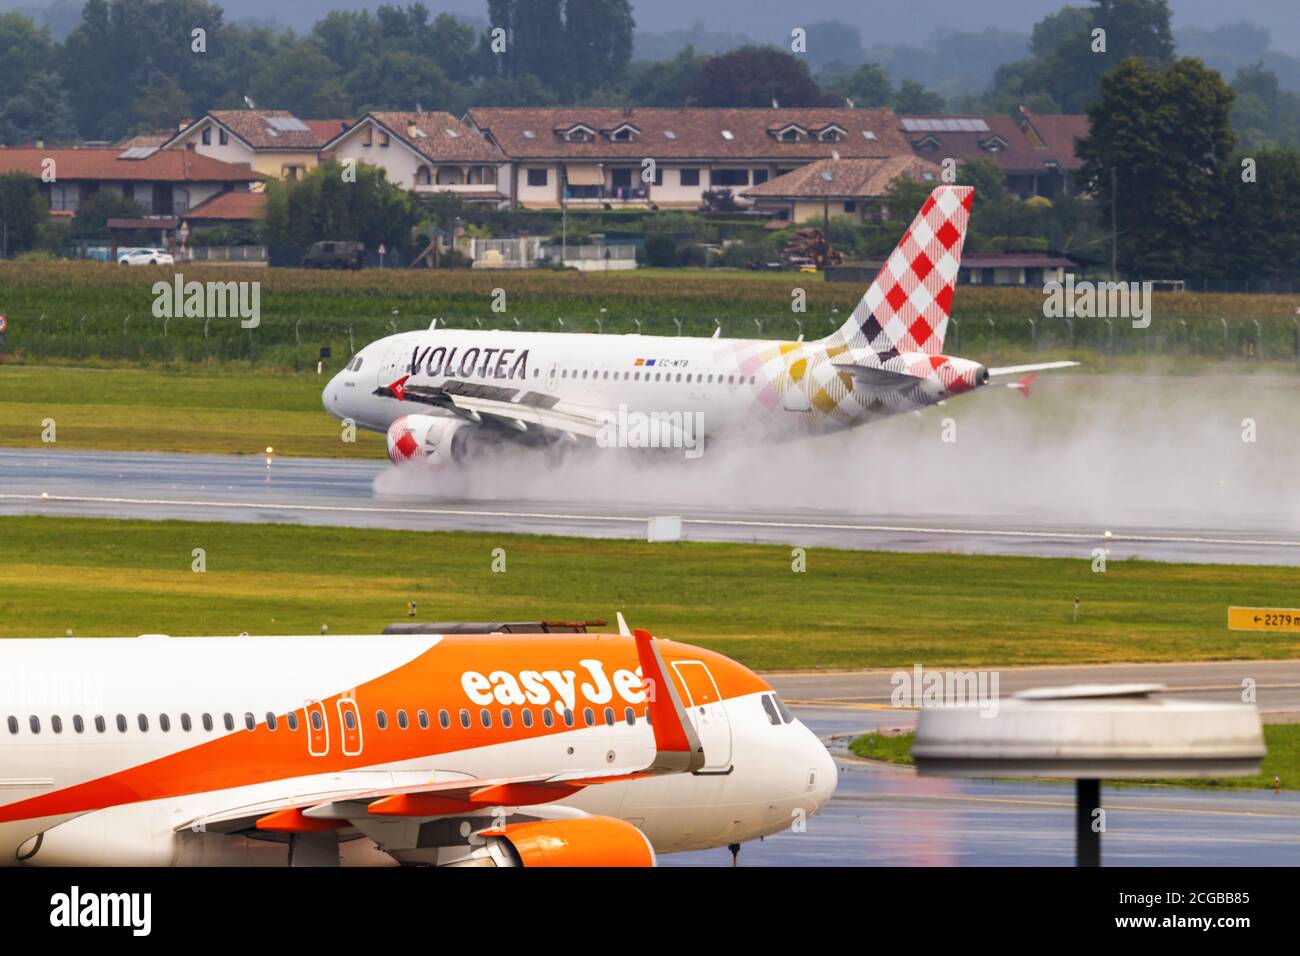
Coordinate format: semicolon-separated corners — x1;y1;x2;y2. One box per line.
774;696;795;724
760;694;782;726
352;356;363;372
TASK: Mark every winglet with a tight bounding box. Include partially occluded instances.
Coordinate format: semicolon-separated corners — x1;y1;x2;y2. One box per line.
1009;372;1037;398
387;375;409;401
633;627;704;774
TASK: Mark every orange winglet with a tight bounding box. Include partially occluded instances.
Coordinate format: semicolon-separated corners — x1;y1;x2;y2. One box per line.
1014;372;1037;398
470;782;581;806
367;793;478;817
255;808;348;832
633;627;704;773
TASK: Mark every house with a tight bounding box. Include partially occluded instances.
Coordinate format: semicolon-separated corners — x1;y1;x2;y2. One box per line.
741;155;942;225
181;190;267;230
322;112;506;204
0;146;264;217
829;251;1079;287
462;107;913;210
161;110;351;183
901;107;1089;200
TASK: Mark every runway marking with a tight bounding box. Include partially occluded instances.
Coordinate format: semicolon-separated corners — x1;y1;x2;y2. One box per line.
5;493;1300;551
831;789;1300;819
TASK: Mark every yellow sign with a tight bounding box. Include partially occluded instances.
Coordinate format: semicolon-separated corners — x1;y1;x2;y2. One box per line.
1228;606;1300;633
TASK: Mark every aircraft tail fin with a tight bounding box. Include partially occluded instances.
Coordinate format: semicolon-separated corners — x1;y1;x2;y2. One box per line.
825;185;973;358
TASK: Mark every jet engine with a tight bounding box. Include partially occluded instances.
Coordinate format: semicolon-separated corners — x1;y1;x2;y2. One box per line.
459;817;657;867
386;414;476;466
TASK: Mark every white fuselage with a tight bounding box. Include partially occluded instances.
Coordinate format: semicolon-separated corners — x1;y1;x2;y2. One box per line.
0;635;835;866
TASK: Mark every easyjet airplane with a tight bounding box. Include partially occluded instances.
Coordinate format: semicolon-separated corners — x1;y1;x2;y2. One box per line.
0;622;836;866
323;184;1076;467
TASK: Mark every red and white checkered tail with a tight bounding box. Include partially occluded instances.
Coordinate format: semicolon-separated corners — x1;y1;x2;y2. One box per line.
828;185;973;358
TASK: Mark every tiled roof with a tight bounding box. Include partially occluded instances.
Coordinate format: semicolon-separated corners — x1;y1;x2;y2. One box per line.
183;190;267;221
0;148;263;182
303;119;352;142
207;110;330;150
901;110;1089;172
340;112;505;163
465;108;910;160
742;155;941;199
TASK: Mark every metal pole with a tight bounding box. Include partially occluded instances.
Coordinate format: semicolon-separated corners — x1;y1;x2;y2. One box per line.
1109;167;1117;280
1076;778;1101;867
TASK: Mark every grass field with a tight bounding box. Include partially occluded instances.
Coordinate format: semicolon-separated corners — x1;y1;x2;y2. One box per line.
1;516;1296;670
0;366;383;457
2;260;1298;368
849;727;1299;791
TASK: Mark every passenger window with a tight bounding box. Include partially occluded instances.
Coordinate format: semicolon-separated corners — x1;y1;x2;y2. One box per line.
286;713;298;731
202;713;213;732
418;710;429;730
223;713;235;731
542;709;554;727
521;709;533;728
265;713;277;731
376;711;388;730
116;714;128;732
7;716;18;734
459;709;471;729
480;708;492;728
624;707;635;725
604;707;615;726
138;714;149;732
397;710;409;730
583;707;594;727
563;708;574;727
344;710;356;731
181;714;192;732
95;716;106;733
761;694;782;726
439;710;451;729
243;712;255;731
51;715;63;734
158;714;170;732
309;711;322;731
29;716;40;733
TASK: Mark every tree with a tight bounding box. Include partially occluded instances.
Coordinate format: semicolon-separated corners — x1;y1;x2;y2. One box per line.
249;40;351;119
957;158;1010;207
1077;57;1236;277
686;46;830;108
1216;147;1300;280
264;160;418;253
68;189;145;240
892;80;945;115
625;45;705;106
0;173;48;257
0;71;78;146
825;63;892;108
0;12;56;105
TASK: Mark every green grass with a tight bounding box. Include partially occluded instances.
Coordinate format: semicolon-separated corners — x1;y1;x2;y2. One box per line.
2;260;1298;369
1;516;1297;671
849;727;1300;791
0;365;383;457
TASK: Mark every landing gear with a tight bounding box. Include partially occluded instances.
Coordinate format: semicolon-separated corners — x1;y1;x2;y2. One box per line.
728;842;741;867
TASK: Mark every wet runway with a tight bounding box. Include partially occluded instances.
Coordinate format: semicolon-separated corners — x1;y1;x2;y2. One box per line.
665;707;1300;867
4;448;1300;565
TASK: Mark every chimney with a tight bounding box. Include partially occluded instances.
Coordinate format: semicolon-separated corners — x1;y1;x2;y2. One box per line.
178;116;193;131
35;139;44;149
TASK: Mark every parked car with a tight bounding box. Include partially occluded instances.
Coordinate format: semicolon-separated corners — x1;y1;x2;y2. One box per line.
302;241;365;270
118;248;174;266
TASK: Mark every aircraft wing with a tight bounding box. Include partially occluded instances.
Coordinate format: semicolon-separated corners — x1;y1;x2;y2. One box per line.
377;378;612;439
986;361;1079;377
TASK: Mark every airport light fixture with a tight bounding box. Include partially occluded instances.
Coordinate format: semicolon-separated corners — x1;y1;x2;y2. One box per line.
913;684;1265;867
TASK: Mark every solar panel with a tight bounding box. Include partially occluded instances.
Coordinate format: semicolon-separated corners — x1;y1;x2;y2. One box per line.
721;130;734;140
863;130;877;140
444;128;460;138
266;116;311;132
663;130;676;139
118;146;157;160
820;170;833;182
522;130;535;139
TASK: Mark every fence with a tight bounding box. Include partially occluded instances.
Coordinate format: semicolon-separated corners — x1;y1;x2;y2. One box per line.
3;306;1298;370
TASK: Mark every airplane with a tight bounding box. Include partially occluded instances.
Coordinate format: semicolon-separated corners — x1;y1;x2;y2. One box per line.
323;184;1077;468
0;621;836;866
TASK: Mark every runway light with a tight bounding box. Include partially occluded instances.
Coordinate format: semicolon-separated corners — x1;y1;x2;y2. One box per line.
40;492;48;500
1103;530;1112;539
265;446;274;455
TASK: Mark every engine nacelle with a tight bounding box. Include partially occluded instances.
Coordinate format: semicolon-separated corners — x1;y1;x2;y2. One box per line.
386;414;475;466
478;816;656;867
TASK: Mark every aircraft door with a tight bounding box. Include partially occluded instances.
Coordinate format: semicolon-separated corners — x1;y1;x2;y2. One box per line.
671;661;733;773
379;340;409;388
546;362;559;391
